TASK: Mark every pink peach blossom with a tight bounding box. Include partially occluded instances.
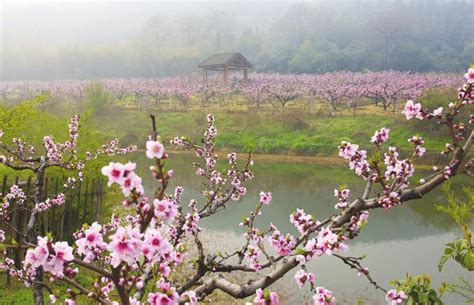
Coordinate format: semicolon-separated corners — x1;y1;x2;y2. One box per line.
146;140;165;159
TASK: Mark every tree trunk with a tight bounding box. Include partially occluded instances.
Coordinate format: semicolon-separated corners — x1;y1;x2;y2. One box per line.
330;101;337;116
27;156;46;305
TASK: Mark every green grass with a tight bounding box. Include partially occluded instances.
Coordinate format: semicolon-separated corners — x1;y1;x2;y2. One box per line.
2;86;458;162
92;105;451;160
0;268;111;304
0;276;33;304
11;87;453;162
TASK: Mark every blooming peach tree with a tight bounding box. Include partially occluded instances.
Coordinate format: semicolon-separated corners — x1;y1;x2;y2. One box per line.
0;115;136;304
0;70;473;305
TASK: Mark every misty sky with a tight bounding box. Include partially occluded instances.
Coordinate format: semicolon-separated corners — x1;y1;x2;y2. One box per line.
1;1;288;45
1;0;472;80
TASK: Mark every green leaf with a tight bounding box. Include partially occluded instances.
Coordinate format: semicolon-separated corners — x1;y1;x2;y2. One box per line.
294;248;306;255
438;253;451;271
46;231;53;240
419;292;428;303
461;252;474;271
438;282;448;295
454;239;469;250
460;239;471;250
428;291;443;304
443;244;454;255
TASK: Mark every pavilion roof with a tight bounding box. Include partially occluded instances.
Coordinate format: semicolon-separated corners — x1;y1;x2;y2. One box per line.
198;52;253;70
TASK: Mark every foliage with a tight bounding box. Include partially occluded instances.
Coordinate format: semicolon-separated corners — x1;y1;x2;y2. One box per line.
438;239;474;272
0;94;58;143
447;277;474;304
389;274;446;305
85;81;111;112
435;183;474;229
0;93;133;180
435;183;474;272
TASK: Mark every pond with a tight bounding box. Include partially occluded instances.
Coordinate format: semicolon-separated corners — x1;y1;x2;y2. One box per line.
130;152;472;304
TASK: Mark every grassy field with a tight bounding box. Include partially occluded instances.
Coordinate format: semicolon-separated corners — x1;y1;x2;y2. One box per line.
91;102;452;163
4;86;454;164
73;86;455;162
0;269;104;305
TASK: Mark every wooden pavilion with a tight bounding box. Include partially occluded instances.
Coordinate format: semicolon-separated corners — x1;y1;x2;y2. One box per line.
198;52;253;84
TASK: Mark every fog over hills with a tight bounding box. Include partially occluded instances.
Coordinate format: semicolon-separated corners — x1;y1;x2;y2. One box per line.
1;0;473;80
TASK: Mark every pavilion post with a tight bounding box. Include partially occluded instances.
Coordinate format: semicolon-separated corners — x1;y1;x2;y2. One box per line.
243;68;248;81
223;66;229;84
202;68;208;85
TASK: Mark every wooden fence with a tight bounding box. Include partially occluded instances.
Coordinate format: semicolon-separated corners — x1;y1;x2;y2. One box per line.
0;175;105;277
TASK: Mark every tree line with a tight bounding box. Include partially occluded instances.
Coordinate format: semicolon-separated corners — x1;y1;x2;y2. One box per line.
2;0;473;80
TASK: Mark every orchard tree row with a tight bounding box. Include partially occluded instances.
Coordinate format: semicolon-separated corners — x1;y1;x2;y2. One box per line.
0;71;462;111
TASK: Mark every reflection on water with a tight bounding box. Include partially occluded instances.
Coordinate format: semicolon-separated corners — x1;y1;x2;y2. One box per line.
130;153;472;303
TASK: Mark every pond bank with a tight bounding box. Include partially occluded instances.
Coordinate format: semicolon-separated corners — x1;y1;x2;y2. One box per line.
150;149;447;169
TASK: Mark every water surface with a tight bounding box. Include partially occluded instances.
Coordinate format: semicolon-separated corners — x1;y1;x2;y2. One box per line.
131;153;472;304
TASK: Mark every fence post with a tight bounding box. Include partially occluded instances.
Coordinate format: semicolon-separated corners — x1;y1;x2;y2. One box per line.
13;176;31;269
1;175;8;196
11;179;19;239
42;177;49;234
52;177;59;238
8;177;19;277
59;178;66;241
98;179;103;221
76;180;82;229
3;175;10;285
1;175;7;247
92;179;99;221
83;180;89;224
